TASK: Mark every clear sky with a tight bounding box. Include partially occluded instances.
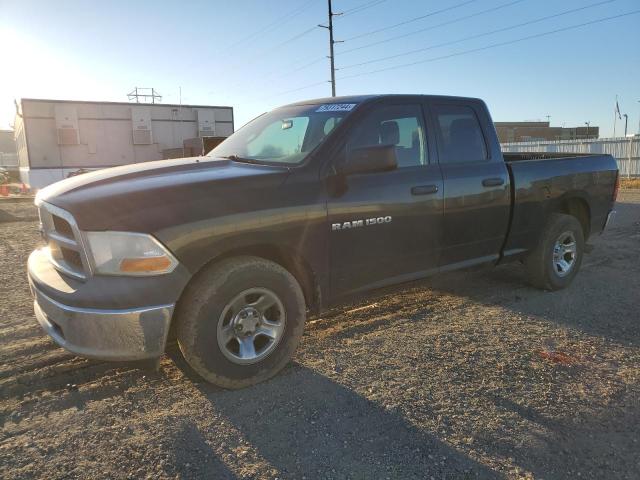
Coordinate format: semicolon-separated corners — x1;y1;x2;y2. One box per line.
1;0;639;136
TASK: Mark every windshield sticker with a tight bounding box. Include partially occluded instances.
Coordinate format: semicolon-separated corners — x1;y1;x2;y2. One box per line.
316;103;357;113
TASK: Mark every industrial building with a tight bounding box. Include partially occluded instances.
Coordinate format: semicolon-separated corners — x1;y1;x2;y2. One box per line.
0;129;17;172
494;121;599;143
14;98;234;188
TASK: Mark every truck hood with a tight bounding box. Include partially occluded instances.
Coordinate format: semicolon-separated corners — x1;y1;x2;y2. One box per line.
37;157;291;232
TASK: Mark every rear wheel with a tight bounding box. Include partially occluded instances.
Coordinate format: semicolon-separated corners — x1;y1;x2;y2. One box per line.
525;213;585;290
176;256;306;388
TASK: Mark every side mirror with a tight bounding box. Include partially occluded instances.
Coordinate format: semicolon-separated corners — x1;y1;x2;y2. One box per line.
339;144;397;175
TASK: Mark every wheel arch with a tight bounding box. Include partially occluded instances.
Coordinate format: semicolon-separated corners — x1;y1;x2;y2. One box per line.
554;193;591;239
179;243;321;314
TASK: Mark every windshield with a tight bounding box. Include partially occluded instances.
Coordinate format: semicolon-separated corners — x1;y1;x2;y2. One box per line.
208;103;357;165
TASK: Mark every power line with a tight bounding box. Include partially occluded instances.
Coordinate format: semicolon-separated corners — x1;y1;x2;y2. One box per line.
251;25;320;60
338;0;389;18
264;0;522;88
338;0;616;70
258;8;638;101
338;9;640;81
231;0;397;94
289;56;327;73
224;24;321;85
337;0;528;55
273;80;330;98
341;0;479;41
225;0;315;51
262;55;327;83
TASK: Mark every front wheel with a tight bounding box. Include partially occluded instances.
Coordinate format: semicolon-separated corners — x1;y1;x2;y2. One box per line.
175;256;306;388
525;213;585;290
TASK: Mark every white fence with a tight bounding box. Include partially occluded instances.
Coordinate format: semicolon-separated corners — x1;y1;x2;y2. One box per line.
501;137;640;177
0;153;18;170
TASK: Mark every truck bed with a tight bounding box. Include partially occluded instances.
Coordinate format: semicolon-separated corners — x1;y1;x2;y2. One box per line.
501;152;618;259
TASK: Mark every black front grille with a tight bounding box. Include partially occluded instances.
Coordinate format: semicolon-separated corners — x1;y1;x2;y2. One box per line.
61;247;83;269
52;215;74;238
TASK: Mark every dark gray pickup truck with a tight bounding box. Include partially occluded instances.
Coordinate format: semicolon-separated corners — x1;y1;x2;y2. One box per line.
28;94;619;388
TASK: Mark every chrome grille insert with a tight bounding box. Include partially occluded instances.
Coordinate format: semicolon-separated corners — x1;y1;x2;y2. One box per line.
37;201;91;280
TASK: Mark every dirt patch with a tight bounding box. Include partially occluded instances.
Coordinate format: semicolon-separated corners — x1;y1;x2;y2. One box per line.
0;211;18;223
1;193;639;479
0;201;39;223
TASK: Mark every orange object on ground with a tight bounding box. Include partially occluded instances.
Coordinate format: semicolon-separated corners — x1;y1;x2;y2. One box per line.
539;350;575;364
0;185;8;196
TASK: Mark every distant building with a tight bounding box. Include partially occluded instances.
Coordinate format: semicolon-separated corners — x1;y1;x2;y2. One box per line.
0;129;18;171
14;98;234;188
495;121;599;143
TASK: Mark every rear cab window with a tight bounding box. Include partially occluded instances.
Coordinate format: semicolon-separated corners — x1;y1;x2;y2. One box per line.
433;104;488;164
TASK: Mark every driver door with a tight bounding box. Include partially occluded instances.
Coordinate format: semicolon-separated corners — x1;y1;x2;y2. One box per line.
326;101;443;299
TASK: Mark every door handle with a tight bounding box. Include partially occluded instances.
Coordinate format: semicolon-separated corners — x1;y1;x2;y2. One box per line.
411;184;439;195
482;177;505;187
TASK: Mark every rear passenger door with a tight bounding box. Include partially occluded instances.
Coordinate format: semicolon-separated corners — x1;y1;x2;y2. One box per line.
427;100;510;268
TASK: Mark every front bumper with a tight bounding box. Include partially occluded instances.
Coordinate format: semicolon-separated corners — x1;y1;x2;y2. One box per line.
32;285;173;360
28;248;188;361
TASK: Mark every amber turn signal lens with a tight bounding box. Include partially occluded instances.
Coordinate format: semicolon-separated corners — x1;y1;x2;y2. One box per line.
119;256;172;273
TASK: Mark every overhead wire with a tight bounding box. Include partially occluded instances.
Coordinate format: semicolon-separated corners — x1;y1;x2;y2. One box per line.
248;1;392;87
272;80;331;97
338;0;390;18
336;10;640;81
341;0;479;41
250;25;321;61
255;0;479;83
337;0;616;70
237;0;396;86
337;0;528;55
264;0;521;82
225;0;316;51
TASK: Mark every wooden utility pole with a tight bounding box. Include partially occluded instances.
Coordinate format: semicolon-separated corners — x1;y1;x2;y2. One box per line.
319;0;339;97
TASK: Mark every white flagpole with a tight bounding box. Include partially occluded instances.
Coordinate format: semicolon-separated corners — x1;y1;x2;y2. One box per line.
613;95;617;138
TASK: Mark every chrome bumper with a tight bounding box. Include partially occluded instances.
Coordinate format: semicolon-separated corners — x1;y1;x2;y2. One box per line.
32;285;174;361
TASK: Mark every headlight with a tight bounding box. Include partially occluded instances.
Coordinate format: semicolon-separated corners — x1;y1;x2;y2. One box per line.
85;231;178;276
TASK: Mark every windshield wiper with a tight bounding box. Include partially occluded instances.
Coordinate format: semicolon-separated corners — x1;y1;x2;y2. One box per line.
220;155;262;164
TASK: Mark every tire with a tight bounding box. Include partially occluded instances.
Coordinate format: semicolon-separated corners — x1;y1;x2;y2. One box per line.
175;256;306;389
525;213;585;291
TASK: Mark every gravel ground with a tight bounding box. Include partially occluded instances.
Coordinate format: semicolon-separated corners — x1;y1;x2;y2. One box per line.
1;192;639;479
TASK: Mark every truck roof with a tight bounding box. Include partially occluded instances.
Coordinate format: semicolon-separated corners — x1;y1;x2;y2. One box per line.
281;94;483;108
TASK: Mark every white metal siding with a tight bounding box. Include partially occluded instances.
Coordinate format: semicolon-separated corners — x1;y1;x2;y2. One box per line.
18;99;234;187
13;116;29;168
131;107;153;145
197;109;216;137
54;105;79;145
501;137;640;177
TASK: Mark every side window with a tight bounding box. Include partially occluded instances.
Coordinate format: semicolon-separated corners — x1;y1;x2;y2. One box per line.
347;104;427;168
301;115;343;152
323;116;342;135
433;105;488;164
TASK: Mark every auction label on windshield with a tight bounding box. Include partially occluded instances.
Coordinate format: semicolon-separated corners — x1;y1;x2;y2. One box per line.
316;103;357;112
